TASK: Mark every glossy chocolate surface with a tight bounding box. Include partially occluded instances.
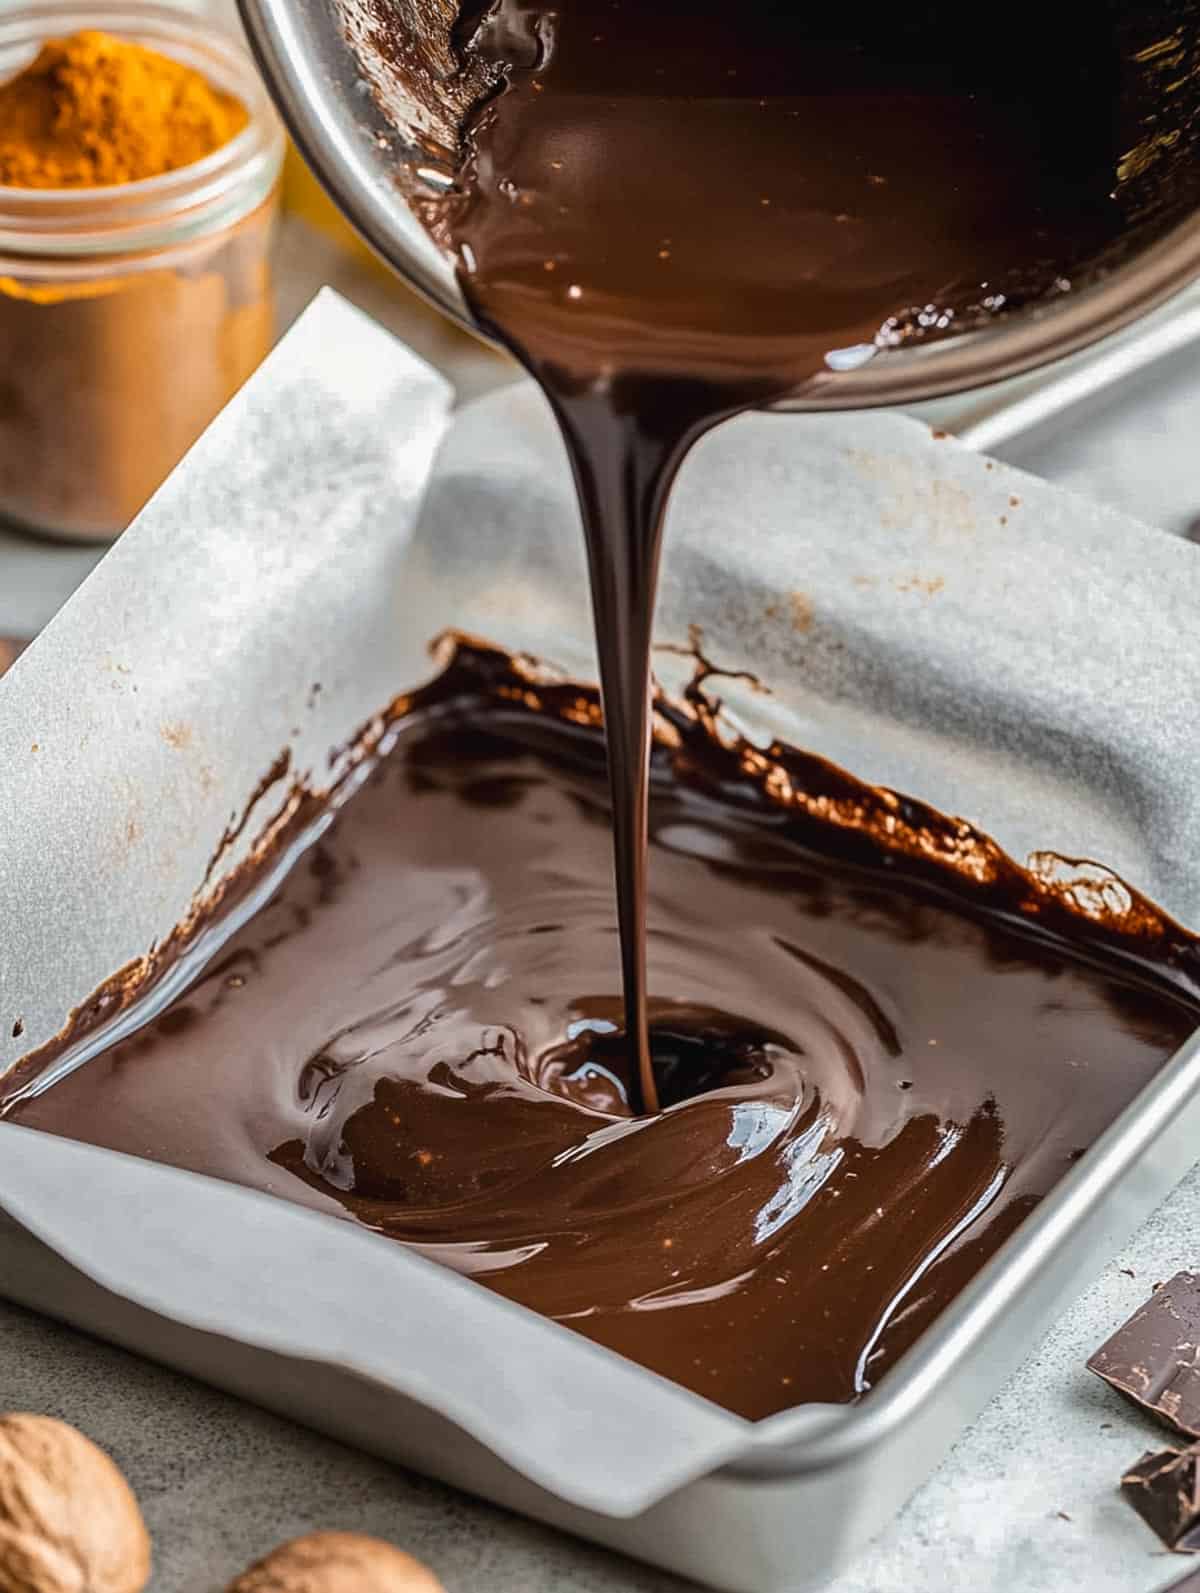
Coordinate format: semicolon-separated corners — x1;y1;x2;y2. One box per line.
10;643;1199;1419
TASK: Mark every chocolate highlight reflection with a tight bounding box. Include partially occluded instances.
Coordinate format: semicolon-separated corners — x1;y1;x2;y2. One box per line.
7;640;1200;1420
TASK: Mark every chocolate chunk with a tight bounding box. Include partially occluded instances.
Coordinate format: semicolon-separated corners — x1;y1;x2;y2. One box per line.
1122;1440;1200;1552
1089;1272;1200;1437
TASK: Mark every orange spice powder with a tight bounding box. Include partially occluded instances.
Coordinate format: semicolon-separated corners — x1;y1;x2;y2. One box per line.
0;29;248;188
0;28;275;541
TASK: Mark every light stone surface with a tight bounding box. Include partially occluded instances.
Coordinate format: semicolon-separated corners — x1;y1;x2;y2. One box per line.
3;222;1200;1593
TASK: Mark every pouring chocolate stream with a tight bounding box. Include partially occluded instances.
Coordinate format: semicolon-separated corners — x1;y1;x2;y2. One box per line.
441;1;1131;1109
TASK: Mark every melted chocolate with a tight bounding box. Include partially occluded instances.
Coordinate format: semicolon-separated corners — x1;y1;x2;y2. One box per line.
442;1;1134;1098
8;642;1199;1420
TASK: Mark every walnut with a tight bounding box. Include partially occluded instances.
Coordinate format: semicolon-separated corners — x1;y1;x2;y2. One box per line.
0;1414;150;1593
227;1533;445;1593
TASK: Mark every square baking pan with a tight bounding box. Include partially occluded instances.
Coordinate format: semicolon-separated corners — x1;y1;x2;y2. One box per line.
4;295;1200;1592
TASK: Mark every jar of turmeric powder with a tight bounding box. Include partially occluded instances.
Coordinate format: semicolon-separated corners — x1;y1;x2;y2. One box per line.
0;2;284;542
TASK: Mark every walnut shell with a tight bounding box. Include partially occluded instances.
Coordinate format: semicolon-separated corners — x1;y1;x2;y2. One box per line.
226;1532;445;1593
0;1414;150;1593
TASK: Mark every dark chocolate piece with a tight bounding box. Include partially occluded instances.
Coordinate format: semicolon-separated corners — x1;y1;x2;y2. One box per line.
1089;1273;1200;1438
8;640;1199;1421
1122;1440;1200;1553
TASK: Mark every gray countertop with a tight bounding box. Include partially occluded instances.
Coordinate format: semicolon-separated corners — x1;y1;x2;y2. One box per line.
4;220;1200;1593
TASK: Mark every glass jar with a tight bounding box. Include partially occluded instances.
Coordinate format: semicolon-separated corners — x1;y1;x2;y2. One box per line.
0;1;285;542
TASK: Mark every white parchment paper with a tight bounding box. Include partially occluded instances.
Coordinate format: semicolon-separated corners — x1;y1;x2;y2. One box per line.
1;288;1199;1518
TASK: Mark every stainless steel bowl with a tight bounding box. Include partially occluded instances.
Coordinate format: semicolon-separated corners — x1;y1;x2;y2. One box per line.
239;0;1200;409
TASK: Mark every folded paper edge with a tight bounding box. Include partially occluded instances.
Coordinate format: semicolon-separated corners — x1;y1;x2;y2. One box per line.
0;1125;754;1517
